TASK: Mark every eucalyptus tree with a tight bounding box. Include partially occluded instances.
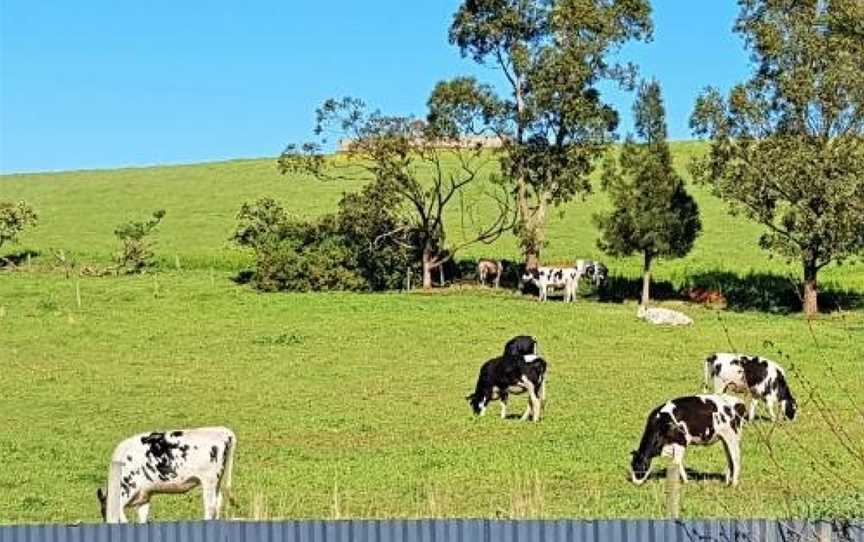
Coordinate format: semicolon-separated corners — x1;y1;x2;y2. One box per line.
446;0;653;267
691;0;864;316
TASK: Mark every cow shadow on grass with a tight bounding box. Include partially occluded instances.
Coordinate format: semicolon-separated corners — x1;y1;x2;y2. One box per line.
644;467;727;483
597;270;863;314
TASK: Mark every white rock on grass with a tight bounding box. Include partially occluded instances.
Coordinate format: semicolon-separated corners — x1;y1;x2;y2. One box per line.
637;304;694;326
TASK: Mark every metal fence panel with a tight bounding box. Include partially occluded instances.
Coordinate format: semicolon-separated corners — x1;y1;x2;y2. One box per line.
1;519;862;542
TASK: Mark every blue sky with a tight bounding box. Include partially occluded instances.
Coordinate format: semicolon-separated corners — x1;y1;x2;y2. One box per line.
0;2;750;174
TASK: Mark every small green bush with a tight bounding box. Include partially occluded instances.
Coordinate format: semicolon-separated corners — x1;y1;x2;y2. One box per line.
114;210;165;273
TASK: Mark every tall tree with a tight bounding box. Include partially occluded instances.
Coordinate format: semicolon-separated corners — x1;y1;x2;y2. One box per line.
595;80;702;306
279;97;513;289
690;0;864;317
447;0;652;268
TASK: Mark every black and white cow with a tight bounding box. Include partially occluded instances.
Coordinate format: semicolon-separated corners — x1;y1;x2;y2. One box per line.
97;427;236;523
630;395;747;487
521;267;580;302
705;353;797;422
575;259;609;288
503;335;538;359
466;355;547;421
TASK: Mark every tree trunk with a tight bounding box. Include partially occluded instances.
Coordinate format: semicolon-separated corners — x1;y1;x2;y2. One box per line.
641;251;653;307
422;250;434;290
803;260;819;317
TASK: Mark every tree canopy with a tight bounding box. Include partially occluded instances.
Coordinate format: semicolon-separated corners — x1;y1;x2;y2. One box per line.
446;0;653;267
690;0;864;316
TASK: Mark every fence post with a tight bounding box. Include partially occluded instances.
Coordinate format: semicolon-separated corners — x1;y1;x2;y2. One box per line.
666;462;681;519
108;460;124;523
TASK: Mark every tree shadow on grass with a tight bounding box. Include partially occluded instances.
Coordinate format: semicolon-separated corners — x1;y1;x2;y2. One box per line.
596;270;863;314
0;250;39;269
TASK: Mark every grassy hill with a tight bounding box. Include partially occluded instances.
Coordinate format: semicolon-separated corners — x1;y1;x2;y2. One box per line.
1;143;862;523
3;141;863;291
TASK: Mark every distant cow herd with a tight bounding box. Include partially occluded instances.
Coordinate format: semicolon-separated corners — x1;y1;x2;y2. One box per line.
476;257;609;302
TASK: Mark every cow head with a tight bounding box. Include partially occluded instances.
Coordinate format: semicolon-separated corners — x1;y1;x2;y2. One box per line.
96;487;107;521
782;396;797;421
593;263;608;287
465;393;487;416
776;374;797;421
630;412;682;485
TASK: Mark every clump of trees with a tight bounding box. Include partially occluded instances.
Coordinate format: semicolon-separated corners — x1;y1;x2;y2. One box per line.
595;80;701;306
446;0;653;267
233;183;416;292
0;200;38;259
690;0;864;316
277;96;512;289
113;210;165;273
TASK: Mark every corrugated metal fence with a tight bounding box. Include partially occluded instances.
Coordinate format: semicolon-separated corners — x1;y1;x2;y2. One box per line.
1;519;862;542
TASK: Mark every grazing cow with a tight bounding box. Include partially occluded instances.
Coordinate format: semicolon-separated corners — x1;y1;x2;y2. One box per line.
705;353;797;422
466;355;547;421
630;395;747;487
637;305;694;326
503;335;538;359
97;427;236;523
477;259;503;288
521;267;581;302
575;259;609;288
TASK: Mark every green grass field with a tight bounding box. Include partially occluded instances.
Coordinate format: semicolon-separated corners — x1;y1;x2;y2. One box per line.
1;143;863;523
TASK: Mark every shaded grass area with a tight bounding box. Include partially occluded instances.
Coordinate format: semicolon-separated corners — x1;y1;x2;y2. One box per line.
1;271;861;522
3;143;863;296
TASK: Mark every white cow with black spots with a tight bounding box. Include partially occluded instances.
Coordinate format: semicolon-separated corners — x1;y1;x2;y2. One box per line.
97;426;236;523
705;353;798;422
521;266;581;302
630;394;747;487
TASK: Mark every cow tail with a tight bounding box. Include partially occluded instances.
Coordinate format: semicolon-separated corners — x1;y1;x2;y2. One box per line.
703;357;712;392
222;432;238;512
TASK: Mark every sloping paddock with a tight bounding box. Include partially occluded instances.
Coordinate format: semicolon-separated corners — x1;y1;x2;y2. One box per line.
0;519;861;542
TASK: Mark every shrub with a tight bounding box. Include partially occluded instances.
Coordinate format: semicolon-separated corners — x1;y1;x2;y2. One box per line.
114;210;165;273
0;201;38;254
233;192;415;292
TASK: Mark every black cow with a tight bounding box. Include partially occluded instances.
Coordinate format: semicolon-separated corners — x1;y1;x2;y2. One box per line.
630;395;747;487
466;355;547;421
503;335;538;359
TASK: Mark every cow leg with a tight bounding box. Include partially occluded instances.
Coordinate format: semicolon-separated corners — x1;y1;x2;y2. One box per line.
202;478;219;520
136;502;151;524
720;432;742;486
747;398;758;422
499;392;508;419
765;395;777;422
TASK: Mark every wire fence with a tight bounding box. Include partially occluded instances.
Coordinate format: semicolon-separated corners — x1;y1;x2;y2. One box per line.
1;519;862;542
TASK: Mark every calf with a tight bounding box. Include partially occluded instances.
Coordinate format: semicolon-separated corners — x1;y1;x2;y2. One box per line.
705;353;797;422
466;355;547;421
477;259;503;288
97;427;236;523
630;395;747;486
503;335;538;359
521;267;580;302
575;259;609;288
